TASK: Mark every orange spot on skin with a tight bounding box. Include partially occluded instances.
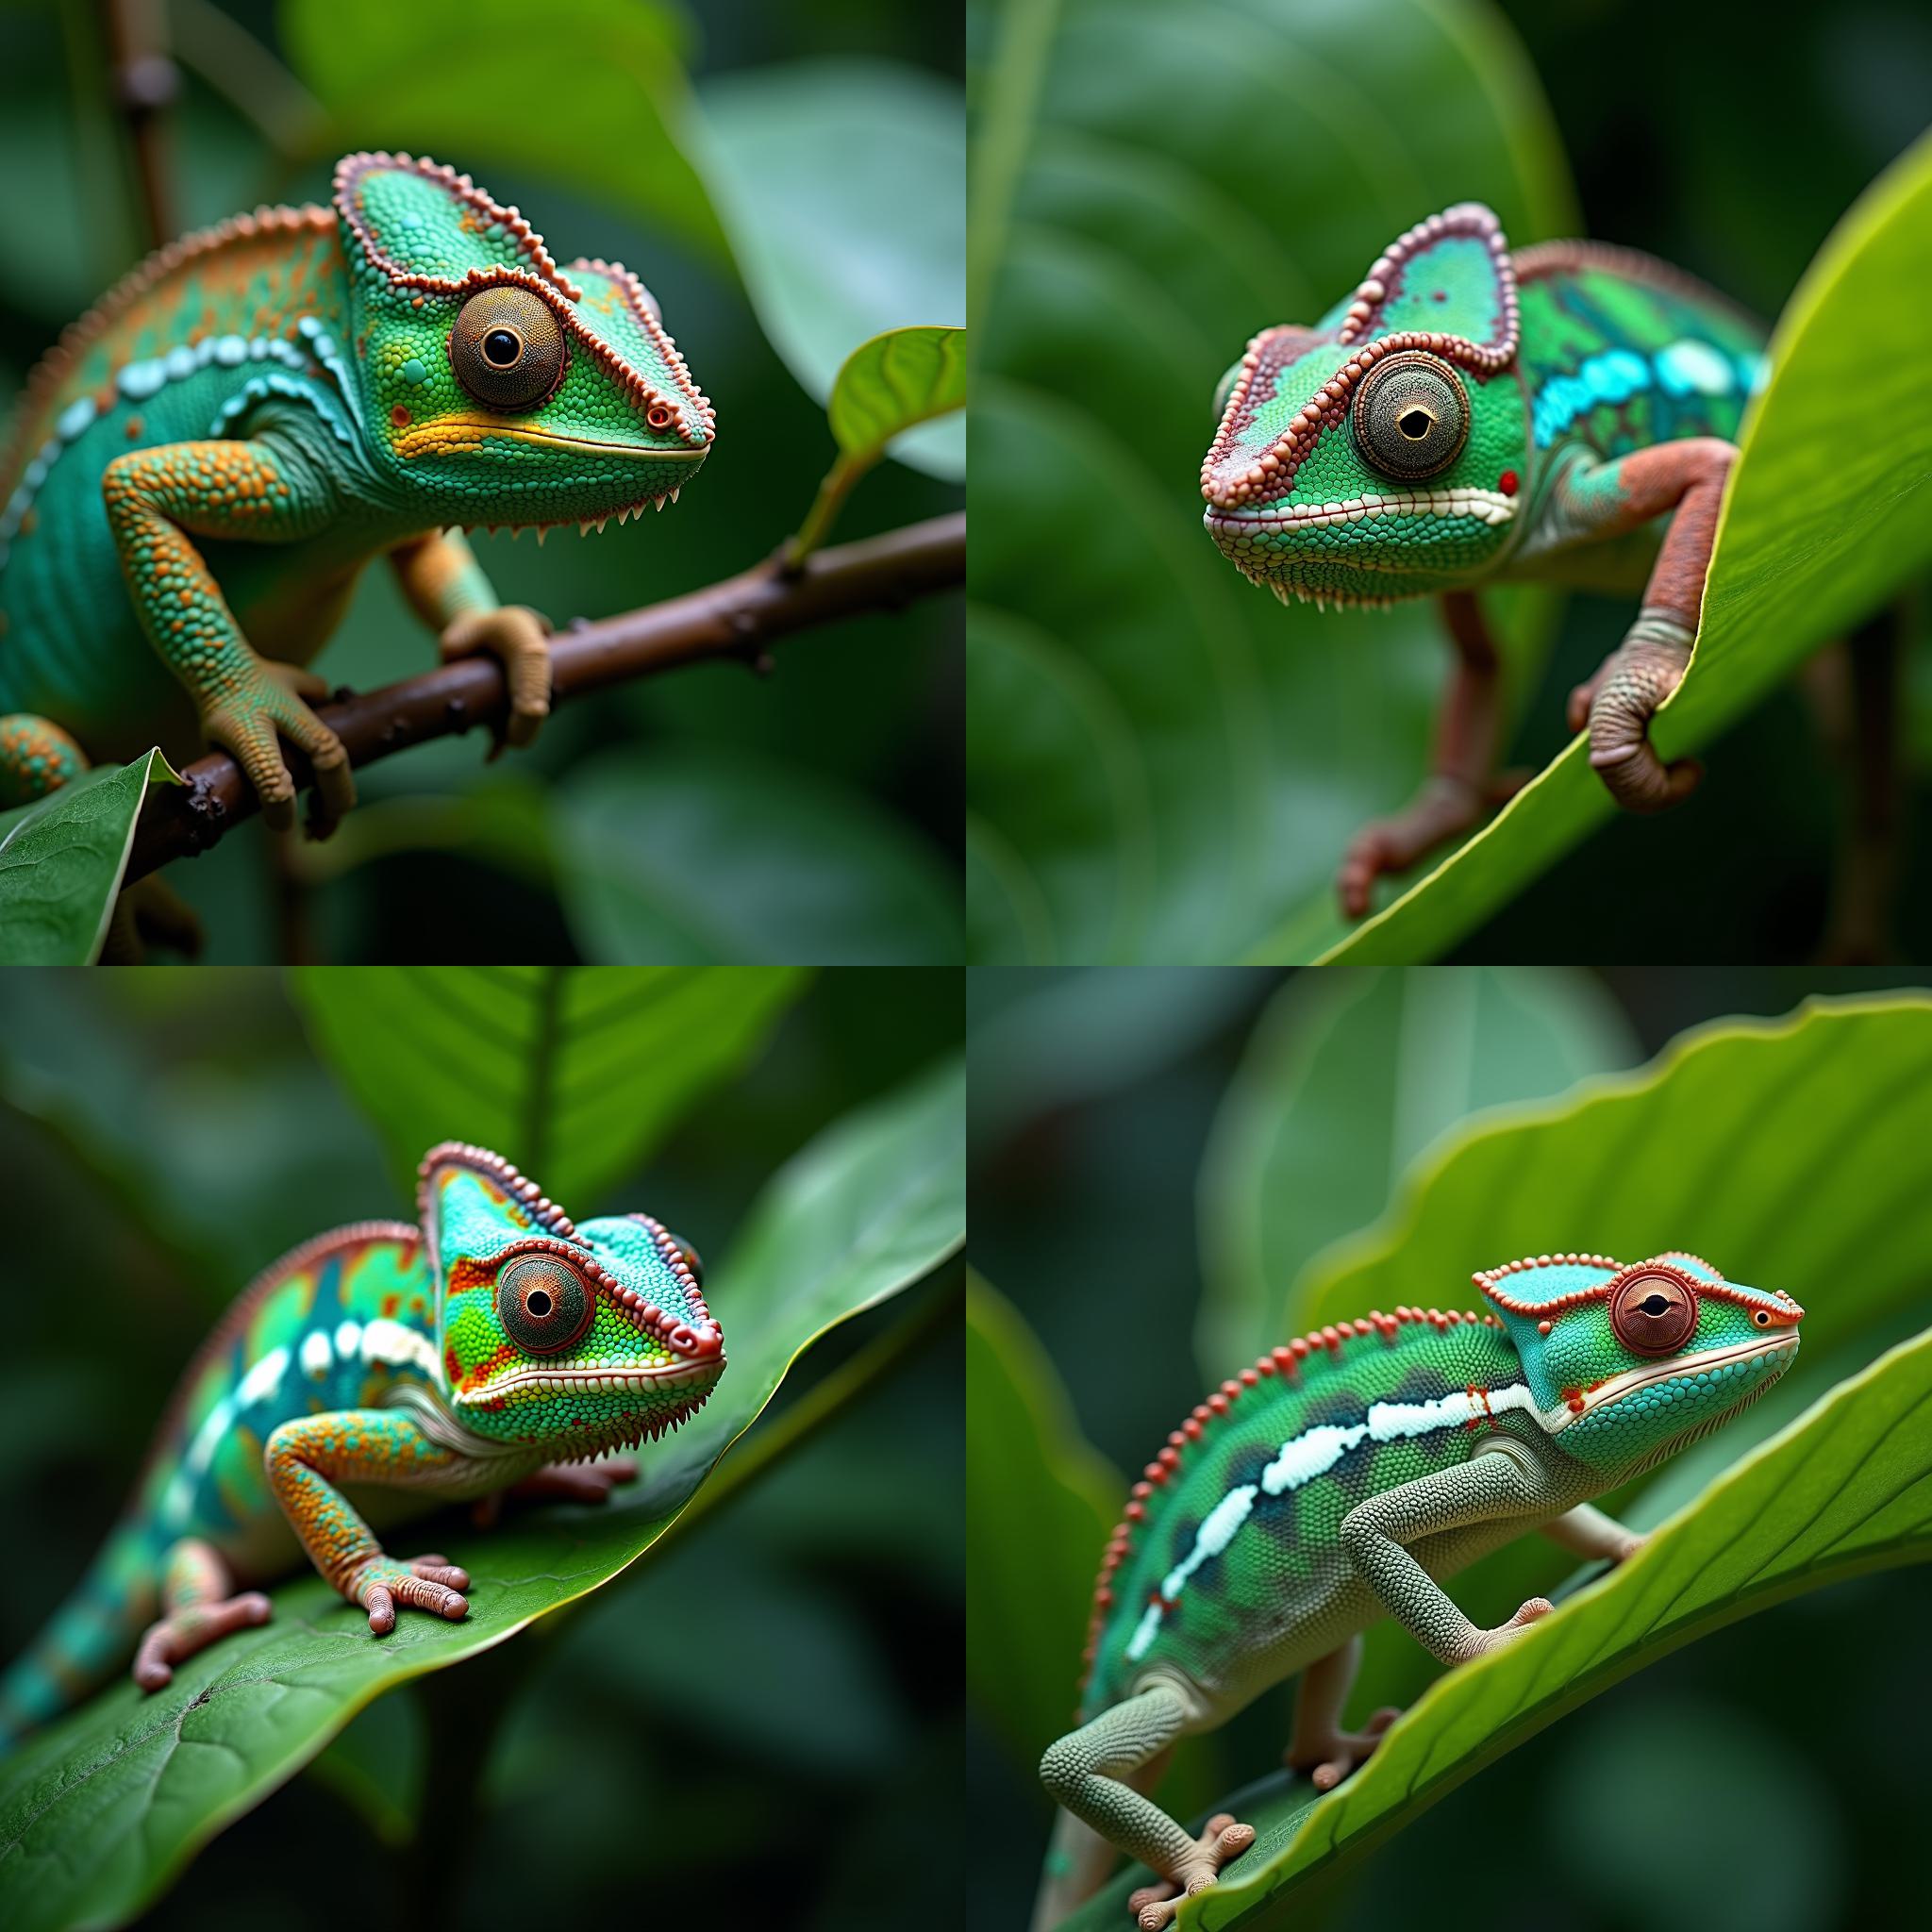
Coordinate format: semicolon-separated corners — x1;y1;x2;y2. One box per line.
391;405;411;427
444;1345;462;1384
381;1292;401;1316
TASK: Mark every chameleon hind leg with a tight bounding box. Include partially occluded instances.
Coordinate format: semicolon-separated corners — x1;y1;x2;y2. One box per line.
1040;1684;1256;1931
101;433;356;831
1560;437;1735;812
1284;1635;1401;1790
130;1540;271;1691
265;1410;473;1634
1337;591;1523;917
0;715;86;806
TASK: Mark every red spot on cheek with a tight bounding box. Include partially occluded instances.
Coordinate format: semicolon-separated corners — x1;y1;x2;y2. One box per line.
391;405;411;427
444;1345;462;1384
1498;469;1519;496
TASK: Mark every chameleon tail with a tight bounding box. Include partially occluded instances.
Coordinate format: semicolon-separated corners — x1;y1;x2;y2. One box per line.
0;1520;158;1756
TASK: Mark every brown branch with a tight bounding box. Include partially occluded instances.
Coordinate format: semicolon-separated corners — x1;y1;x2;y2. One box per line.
124;511;965;886
100;0;179;249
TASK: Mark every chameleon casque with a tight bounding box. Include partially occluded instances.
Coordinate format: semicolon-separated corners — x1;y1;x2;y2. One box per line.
1200;204;1765;917
0;1142;723;1752
0;151;713;837
1034;1252;1804;1929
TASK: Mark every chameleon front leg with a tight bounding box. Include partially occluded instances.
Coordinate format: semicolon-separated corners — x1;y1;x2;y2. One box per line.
1557;437;1735;811
1340;1449;1570;1665
264;1409;473;1633
388;529;553;749
101;435;356;829
1337;590;1521;917
1284;1634;1401;1790
130;1539;271;1691
1040;1684;1256;1931
469;1456;639;1527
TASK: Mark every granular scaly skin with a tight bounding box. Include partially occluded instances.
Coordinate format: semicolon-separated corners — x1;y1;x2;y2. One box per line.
0;1143;724;1751
1198;206;1768;915
1035;1254;1804;1931
0;153;714;823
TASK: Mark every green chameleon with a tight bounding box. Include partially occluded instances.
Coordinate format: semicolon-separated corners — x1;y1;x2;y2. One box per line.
1200;203;1764;918
0;150;713;835
1034;1252;1803;1929
0;1141;723;1753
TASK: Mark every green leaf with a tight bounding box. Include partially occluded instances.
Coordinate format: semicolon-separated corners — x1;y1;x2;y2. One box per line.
1063;1317;1932;1929
289;964;805;1207
828;325;966;466
1307;126;1932;963
966;1275;1121;1769
696;58;966;480
551;751;963;965
966;0;1576;960
0;1053;964;1932
1196;968;1638;1382
0;750;180;965
282;0;727;260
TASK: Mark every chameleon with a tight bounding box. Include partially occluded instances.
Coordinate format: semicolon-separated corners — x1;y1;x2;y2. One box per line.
1199;203;1766;918
0;150;714;839
0;1141;723;1753
1033;1251;1804;1929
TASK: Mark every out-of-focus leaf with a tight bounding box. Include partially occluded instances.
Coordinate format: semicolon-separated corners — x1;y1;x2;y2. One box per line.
697;59;965;479
0;1053;963;1932
282;0;726;259
1307;127;1932;962
552;751;962;965
0;750;180;965
1059;1319;1932;1927
290;964;804;1207
967;0;1576;960
1196;968;1638;1379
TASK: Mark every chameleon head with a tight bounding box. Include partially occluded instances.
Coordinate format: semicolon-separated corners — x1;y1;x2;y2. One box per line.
1477;1252;1803;1475
333;153;714;528
419;1142;724;1456
1200;204;1528;608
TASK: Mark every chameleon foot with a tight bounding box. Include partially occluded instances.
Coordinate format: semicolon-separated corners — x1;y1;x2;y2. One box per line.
1287;1706;1401;1791
471;1457;638;1526
202;659;356;834
439;606;553;751
1124;1814;1257;1930
132;1591;272;1690
1454;1596;1554;1663
1570;613;1703;813
1336;772;1524;919
348;1553;472;1636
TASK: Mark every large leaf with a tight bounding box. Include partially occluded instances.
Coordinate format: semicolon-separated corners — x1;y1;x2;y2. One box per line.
0;750;179;965
1061;1317;1932;1928
965;0;1576;961
1304;127;1932;962
551;752;962;965
1196;968;1638;1381
966;1275;1121;1768
0;1054;964;1932
282;0;727;260
290;965;804;1208
697;59;966;480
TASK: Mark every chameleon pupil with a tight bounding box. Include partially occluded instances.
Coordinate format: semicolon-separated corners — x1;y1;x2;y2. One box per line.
1398;408;1434;439
483;329;521;367
526;1290;553;1317
1641;1294;1670;1315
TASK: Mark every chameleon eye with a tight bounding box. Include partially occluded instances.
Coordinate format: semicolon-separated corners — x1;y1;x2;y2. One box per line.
1351;351;1470;480
450;286;568;412
1608;1268;1699;1357
496;1253;592;1356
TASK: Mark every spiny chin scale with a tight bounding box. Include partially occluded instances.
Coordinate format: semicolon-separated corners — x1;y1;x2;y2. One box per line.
463;488;681;541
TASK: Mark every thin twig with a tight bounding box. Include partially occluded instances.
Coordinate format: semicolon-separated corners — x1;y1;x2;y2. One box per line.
124;511;964;885
99;0;178;248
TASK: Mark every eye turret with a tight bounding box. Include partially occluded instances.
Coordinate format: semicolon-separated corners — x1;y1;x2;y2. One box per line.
1351;351;1470;480
450;285;569;411
496;1252;593;1355
1607;1266;1700;1357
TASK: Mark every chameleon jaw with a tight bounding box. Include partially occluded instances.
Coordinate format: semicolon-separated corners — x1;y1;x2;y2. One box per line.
453;1357;723;1405
1541;1331;1798;1432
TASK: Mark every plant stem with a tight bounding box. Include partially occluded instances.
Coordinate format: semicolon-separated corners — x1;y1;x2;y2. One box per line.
783;453;869;570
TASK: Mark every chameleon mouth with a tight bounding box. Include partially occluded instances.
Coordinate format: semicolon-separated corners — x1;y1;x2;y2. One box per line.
1545;1331;1798;1431
1203;486;1515;538
393;417;709;461
453;1357;724;1405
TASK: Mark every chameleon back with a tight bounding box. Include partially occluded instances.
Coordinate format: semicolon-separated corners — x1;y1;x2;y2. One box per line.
1080;1310;1555;1723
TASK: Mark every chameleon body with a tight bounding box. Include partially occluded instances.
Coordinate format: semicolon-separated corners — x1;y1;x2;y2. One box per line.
0;151;713;834
1035;1253;1803;1929
1199;205;1765;916
0;1142;723;1753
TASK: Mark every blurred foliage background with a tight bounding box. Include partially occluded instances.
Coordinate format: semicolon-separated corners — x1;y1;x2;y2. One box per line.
0;967;961;1928
966;0;1932;963
968;964;1932;1928
0;0;963;964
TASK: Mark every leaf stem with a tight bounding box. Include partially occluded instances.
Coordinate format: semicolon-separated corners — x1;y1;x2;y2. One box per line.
783;453;870;571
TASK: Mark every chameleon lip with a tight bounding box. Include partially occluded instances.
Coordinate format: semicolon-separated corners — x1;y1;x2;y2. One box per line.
1546;1331;1798;1430
396;419;709;459
1202;486;1516;537
453;1357;724;1403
